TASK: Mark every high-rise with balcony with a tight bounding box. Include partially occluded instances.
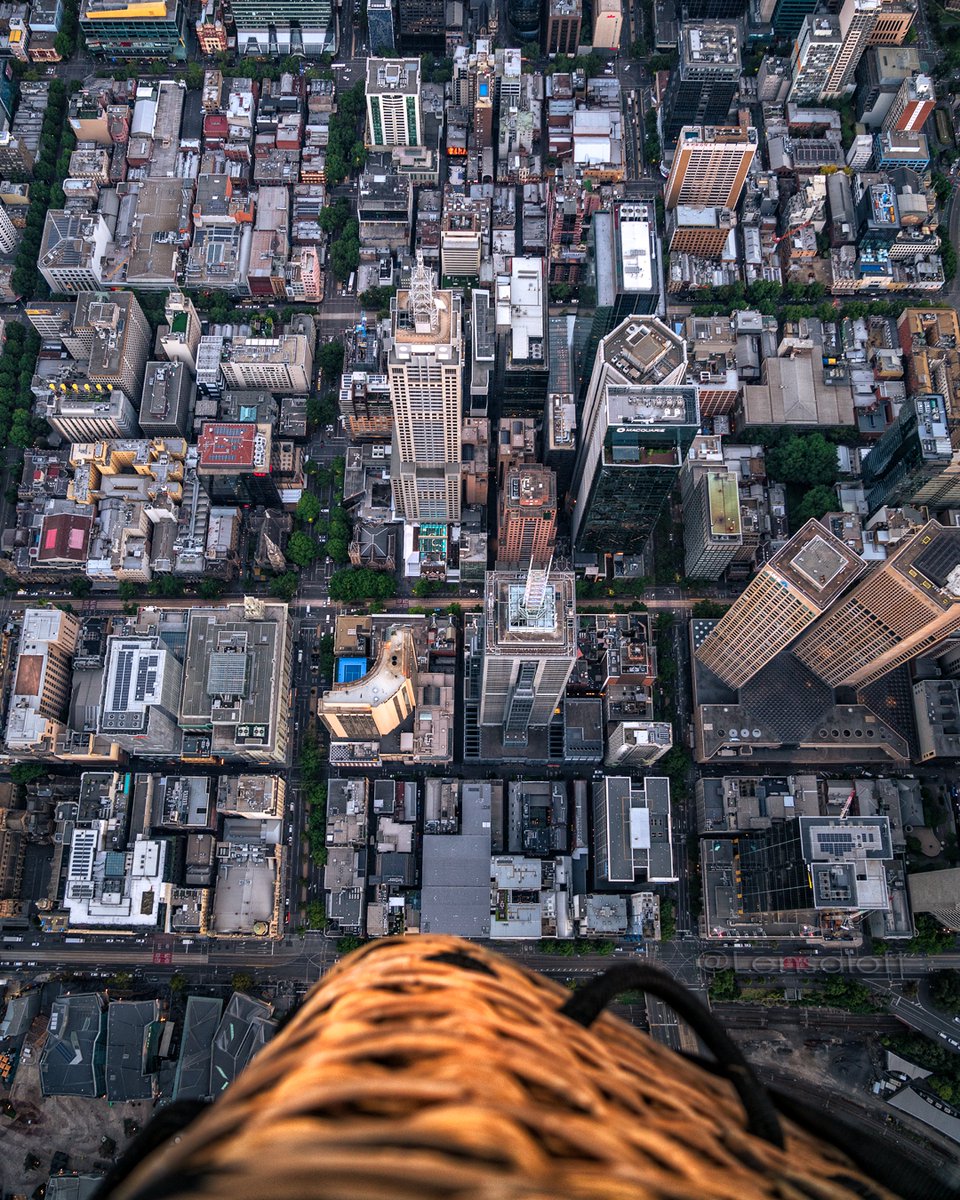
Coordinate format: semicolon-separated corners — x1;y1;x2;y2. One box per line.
695;519;866;688
663;123;758;210
498;464;557;567
388;256;463;524
366;58;422;149
794;521;960;689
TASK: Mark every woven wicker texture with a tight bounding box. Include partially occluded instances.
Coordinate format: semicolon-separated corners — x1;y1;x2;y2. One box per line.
111;936;896;1200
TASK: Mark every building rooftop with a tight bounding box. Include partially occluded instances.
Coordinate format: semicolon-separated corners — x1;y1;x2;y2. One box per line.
105;999;159;1102
366;57;420;95
600;317;687;386
681;21;741;75
197;422;270;473
485;569;577;655
210;992;275;1096
173;995;223;1101
40;994;105;1098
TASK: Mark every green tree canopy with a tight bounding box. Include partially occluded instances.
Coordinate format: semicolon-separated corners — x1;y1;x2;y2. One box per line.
317;339;345;383
286;530;319;568
930;970;960;1016
766;432;839;488
792;484;837;527
269;572;299;601
296;492;322;524
328;567;397;603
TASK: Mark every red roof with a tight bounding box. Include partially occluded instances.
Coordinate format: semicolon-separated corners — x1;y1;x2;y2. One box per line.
204;114;229;138
36;513;92;562
197;422;259;470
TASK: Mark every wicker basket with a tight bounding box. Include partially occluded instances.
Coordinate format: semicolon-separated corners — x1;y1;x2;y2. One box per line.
108;936;905;1200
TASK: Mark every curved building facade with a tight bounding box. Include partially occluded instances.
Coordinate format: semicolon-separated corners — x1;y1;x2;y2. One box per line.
508;0;541;39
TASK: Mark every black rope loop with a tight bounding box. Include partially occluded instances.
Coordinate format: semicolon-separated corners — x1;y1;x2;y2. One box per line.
559;961;785;1149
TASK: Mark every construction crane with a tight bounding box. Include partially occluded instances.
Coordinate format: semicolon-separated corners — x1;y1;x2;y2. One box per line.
771;218;814;247
838;785;856;820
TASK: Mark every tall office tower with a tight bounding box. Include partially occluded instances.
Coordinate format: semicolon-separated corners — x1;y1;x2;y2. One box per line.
882;73;935;134
388;256;463;524
571;382;700;557
663;123;758;210
479;568;577;747
771;0;817;38
592;0;622;47
397;0;444;51
229;0;334;54
5;608;80;756
868;0;916;45
0;202;16;254
821;0;881;100
794;521;960;689
681;0;744;14
159;291;202;376
572;319;697;557
544;0;580;53
367;0;396;53
98;635;184;757
680;440;742;580
366;58;422;148
695;519;866;688
508;0;541;38
861;394;958;513
661;23;741;148
76;290;152;403
498;464;557;567
788;15;843;105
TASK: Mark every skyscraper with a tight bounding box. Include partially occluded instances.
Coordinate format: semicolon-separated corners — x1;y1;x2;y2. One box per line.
396;0;444;52
366;0;395;53
571;318;698;557
868;0;916;45
681;464;743;581
793;521;960;689
544;0;581;53
388;256;463;524
695;519;866;688
860;393;958;513
663;123;758;209
480;568;577;747
366;58;422;148
662;22;742;147
882;73;935;133
788;14;843;104
508;0;541;39
821;0;881;100
498;464;557;567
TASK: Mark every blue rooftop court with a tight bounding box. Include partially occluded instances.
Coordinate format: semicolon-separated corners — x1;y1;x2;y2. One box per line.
337;657;368;684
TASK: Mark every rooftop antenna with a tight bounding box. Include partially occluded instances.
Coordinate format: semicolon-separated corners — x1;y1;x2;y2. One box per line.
409;251;440;334
523;552;553;614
